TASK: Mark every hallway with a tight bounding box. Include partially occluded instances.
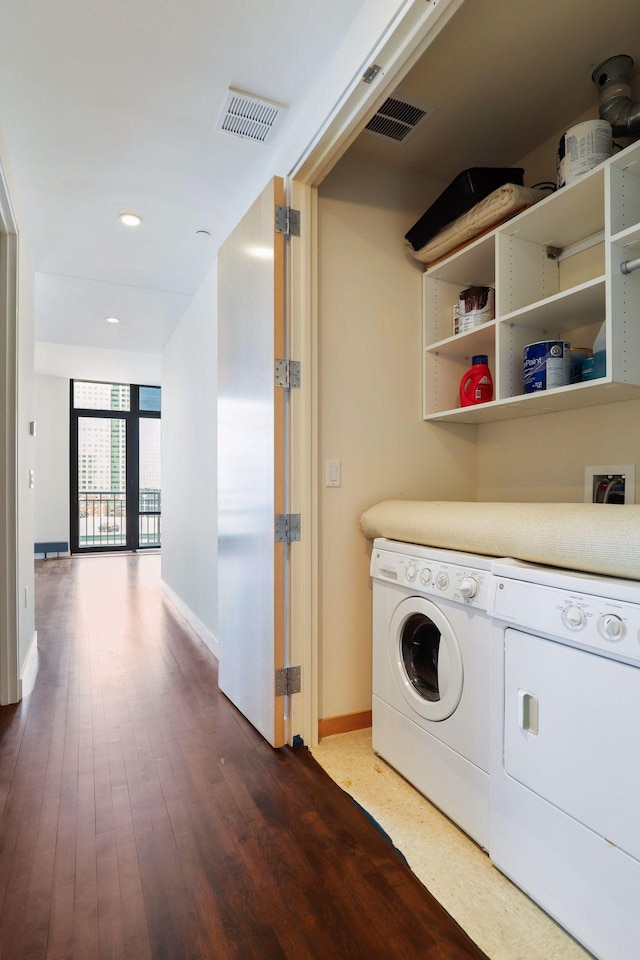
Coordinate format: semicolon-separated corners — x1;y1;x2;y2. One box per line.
0;555;486;960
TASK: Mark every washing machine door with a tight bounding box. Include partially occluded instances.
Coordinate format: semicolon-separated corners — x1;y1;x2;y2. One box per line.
388;596;463;721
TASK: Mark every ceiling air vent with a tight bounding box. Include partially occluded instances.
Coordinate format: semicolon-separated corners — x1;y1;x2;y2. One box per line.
216;88;286;144
365;94;436;144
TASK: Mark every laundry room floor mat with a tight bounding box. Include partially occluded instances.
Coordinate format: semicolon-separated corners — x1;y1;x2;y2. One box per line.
313;729;593;960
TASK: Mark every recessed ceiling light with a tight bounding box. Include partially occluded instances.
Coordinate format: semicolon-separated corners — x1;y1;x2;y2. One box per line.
119;213;142;227
105;316;120;324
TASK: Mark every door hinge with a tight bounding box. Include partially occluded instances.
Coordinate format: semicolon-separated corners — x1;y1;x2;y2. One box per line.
362;63;382;84
275;513;301;543
275;358;301;389
275;204;301;239
275;665;301;697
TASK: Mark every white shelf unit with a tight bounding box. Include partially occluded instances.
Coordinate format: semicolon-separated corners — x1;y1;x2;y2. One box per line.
423;139;640;423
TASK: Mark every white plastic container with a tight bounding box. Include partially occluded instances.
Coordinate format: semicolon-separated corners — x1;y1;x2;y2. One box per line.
557;120;612;188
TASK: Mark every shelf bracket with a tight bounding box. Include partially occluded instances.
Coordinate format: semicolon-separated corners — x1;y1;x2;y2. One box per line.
553;230;605;263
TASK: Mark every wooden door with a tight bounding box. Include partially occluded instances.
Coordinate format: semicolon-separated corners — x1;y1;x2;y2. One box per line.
217;177;286;747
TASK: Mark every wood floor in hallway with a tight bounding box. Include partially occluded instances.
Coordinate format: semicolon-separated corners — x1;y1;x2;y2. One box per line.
0;555;487;960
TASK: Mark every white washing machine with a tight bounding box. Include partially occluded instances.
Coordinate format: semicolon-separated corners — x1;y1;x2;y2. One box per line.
371;537;494;849
489;558;640;960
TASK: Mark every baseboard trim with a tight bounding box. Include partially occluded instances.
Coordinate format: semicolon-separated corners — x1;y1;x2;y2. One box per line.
19;630;38;699
318;710;372;740
161;580;219;660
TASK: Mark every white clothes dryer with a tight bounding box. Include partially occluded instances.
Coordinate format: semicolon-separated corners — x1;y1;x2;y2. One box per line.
489;558;640;960
371;537;494;849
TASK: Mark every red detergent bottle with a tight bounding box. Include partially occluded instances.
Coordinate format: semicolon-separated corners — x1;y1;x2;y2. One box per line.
459;354;494;406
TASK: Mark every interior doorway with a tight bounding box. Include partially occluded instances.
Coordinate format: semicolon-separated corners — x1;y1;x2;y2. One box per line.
70;380;161;553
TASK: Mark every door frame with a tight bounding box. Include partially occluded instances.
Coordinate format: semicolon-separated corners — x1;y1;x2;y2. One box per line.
292;0;464;189
0;159;19;706
285;0;464;745
286;179;318;746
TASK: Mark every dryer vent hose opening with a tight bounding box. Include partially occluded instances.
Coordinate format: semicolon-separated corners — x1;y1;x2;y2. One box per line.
592;55;640;138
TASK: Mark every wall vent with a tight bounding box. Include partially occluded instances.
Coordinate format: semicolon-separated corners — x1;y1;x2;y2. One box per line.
216;89;286;144
365;94;436;143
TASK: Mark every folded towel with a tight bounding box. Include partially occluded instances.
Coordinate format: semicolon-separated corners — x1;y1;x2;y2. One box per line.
407;184;546;266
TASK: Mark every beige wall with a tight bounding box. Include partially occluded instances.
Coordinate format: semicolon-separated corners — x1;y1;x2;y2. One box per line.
317;151;477;719
477;398;640;503
477;110;640;502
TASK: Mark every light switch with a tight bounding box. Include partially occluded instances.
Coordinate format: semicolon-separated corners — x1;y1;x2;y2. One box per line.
326;459;341;487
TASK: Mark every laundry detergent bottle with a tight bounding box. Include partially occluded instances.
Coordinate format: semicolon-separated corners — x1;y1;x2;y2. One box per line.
459;355;494;407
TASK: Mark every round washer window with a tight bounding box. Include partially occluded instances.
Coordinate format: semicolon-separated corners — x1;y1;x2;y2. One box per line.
389;596;463;721
401;613;442;702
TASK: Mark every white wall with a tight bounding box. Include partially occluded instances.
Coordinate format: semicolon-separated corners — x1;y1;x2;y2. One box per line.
0;0;425;703
0;124;36;686
35;341;161;384
33;344;161;551
317;150;477;720
17;235;36;673
34;375;70;546
161;265;218;652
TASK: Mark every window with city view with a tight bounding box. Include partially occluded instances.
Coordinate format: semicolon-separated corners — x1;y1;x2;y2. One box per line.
71;381;161;552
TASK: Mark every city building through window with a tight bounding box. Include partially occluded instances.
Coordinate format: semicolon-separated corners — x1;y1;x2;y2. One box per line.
70;381;161;552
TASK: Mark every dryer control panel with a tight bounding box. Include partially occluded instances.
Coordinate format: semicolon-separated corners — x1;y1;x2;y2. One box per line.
490;576;640;667
370;548;490;610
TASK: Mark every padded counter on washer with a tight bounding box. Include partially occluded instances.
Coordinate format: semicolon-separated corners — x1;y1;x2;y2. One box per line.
360;500;640;581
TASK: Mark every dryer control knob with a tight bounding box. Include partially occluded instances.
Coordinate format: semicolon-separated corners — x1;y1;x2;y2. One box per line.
436;572;449;590
420;567;432;586
562;605;586;630
600;614;625;641
459;576;478;599
405;563;417;582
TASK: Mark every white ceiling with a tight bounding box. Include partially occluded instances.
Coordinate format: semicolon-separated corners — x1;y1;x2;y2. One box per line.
0;0;374;353
4;0;640;358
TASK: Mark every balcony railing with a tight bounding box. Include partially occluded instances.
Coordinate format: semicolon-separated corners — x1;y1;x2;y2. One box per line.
139;488;161;546
78;489;161;547
79;491;126;547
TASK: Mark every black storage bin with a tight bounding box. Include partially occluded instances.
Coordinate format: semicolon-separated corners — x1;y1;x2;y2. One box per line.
405;167;525;252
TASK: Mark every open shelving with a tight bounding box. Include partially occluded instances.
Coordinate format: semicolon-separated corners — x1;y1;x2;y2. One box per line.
423;139;640;423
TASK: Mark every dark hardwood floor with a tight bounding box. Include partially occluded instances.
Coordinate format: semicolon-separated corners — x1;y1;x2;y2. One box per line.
0;555;488;960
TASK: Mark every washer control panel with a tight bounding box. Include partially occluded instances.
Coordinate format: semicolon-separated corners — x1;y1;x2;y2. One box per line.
371;549;489;610
490;576;640;666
